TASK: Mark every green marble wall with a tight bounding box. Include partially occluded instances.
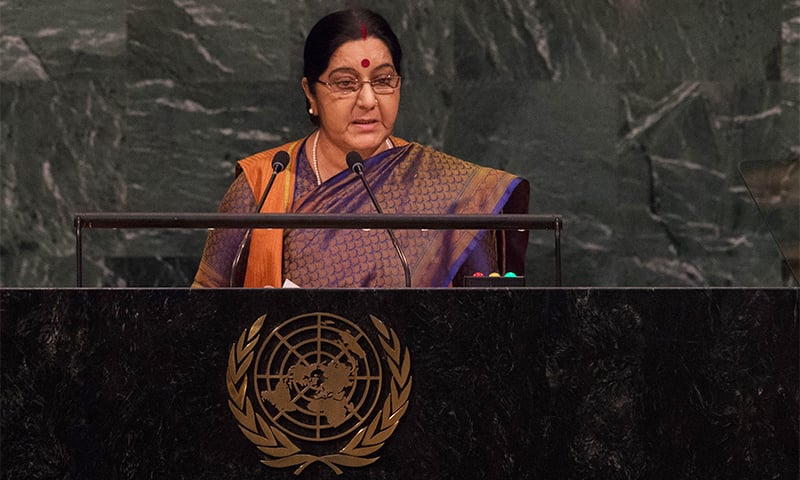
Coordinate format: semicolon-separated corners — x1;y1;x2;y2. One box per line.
1;0;798;287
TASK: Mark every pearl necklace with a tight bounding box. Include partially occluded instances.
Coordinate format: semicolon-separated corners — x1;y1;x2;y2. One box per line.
311;130;393;186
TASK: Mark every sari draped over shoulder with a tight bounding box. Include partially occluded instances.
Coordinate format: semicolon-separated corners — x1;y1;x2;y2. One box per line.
237;137;530;288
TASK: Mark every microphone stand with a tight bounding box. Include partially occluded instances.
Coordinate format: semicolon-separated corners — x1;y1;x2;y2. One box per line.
347;152;412;288
229;152;289;286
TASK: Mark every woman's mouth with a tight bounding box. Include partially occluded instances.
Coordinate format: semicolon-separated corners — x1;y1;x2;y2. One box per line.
351;119;380;131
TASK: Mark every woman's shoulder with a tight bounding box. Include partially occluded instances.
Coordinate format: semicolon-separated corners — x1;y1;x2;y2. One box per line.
401;141;502;174
238;139;305;172
400;141;528;195
389;135;411;148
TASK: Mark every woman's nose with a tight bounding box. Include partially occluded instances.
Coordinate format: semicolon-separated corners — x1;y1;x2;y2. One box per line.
356;81;378;108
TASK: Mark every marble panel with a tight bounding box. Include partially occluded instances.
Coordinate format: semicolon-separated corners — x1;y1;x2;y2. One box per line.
0;1;796;288
1;288;797;479
127;0;288;82
0;0;126;81
452;0;782;82
123;80;308;213
617;81;798;286
0;79;126;286
784;0;800;82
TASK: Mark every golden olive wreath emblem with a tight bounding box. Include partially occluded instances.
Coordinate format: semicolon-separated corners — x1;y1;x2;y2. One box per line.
226;312;412;475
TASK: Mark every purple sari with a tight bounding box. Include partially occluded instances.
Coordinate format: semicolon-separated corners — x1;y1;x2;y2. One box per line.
282;141;529;287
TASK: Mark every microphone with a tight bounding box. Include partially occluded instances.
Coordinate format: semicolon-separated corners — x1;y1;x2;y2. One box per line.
346;151;412;288
229;150;290;286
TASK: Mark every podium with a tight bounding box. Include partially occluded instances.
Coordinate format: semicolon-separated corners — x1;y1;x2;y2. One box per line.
1;288;797;479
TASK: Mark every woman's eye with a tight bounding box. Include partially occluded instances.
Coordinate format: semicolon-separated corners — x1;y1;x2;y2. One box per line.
335;79;358;89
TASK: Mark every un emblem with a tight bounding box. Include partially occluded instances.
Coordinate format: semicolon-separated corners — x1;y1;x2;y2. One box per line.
226;312;412;475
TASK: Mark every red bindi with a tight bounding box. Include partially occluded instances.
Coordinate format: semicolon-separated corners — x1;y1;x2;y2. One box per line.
361;58;370;68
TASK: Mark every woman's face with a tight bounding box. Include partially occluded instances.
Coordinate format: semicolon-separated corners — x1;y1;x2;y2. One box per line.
303;37;400;159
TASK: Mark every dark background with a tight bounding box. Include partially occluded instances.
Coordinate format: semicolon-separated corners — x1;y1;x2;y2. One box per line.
2;288;797;479
1;0;798;287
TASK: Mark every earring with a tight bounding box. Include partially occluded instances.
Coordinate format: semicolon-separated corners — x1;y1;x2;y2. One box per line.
308;107;314;115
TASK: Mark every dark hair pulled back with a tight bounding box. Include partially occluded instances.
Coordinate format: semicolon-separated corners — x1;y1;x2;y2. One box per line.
303;9;403;125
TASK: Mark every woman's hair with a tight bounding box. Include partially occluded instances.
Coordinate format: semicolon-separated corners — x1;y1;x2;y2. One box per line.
303;9;403;125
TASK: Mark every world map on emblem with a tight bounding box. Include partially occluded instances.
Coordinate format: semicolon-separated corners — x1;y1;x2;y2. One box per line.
253;312;383;442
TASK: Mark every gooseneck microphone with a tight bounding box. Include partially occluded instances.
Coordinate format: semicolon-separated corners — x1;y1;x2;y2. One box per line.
346;151;412;288
229;150;290;286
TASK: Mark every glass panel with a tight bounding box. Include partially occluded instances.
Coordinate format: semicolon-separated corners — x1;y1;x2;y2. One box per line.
739;159;800;286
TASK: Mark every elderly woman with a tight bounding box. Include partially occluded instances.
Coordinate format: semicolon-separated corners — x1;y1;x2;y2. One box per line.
193;8;529;288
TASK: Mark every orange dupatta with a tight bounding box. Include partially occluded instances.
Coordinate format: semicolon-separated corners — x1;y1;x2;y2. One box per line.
238;140;301;287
